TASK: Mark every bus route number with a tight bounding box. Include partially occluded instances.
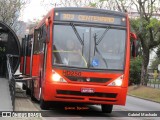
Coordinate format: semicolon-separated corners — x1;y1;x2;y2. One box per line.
63;70;81;77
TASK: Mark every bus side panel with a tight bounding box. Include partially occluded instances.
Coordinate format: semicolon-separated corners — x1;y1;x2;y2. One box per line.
117;86;127;105
42;10;54;101
32;54;44;100
25;56;30;75
20;56;24;73
123;15;130;88
32;55;40;76
34;53;45;100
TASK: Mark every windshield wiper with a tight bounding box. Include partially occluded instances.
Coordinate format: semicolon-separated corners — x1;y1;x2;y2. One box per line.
96;26;110;45
93;26;110;56
70;22;87;66
92;26;110;68
70;22;84;46
93;33;108;68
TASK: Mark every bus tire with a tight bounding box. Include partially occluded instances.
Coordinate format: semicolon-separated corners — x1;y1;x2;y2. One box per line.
40;99;49;110
101;104;113;113
31;94;37;101
30;81;36;101
26;88;31;95
22;83;26;90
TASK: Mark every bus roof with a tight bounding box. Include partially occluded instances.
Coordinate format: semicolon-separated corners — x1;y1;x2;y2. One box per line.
54;7;126;17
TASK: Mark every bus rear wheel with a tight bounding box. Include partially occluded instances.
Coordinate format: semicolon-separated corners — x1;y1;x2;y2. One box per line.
101;104;113;113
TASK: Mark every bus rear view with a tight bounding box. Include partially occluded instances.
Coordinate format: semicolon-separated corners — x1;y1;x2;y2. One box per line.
28;8;133;113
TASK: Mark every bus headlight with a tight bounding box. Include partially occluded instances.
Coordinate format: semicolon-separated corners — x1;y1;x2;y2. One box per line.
108;75;123;86
52;72;67;83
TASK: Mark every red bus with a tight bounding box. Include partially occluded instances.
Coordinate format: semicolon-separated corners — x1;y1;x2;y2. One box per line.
21;7;137;113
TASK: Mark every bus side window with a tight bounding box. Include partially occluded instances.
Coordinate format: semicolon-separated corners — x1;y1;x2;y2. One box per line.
33;29;40;54
38;25;46;52
21;38;25;56
26;34;33;56
40;25;47;42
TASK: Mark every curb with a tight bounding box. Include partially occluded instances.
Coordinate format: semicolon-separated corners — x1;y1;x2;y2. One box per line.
127;94;160;104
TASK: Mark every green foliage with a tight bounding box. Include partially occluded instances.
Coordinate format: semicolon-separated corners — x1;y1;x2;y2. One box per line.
89;2;97;7
130;16;160;85
150;57;160;70
130;18;160;46
146;18;160;30
99;0;107;2
129;57;142;85
156;46;160;58
130;18;148;34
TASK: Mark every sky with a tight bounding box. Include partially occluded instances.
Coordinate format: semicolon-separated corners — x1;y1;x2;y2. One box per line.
20;0;55;22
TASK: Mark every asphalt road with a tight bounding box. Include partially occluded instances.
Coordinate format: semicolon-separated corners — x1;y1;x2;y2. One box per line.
31;96;160;120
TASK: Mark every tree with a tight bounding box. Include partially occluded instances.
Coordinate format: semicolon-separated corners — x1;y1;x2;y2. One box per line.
130;0;160;85
0;0;28;32
130;57;142;85
41;0;128;9
151;56;160;70
150;46;160;70
156;46;160;58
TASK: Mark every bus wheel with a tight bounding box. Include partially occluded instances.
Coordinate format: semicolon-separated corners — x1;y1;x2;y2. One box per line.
31;94;37;101
101;104;113;113
22;84;26;90
40;99;49;110
26;88;31;95
30;82;36;101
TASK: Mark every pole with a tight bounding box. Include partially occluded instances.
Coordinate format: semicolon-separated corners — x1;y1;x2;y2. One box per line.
158;64;160;88
158;72;160;88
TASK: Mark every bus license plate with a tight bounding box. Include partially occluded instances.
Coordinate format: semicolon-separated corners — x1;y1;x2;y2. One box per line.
81;88;95;93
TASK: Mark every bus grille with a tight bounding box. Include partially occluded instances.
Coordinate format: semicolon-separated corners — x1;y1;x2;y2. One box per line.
65;76;111;83
56;90;117;98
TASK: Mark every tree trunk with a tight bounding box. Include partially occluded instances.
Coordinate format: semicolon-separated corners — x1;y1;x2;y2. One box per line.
141;50;149;86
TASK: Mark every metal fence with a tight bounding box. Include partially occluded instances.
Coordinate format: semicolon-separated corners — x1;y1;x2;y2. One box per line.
6;54;18;111
6;54;37;111
147;69;160;89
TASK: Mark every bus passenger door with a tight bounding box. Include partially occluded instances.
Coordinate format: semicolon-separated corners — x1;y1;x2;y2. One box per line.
32;29;41;100
39;25;49;101
33;26;48;100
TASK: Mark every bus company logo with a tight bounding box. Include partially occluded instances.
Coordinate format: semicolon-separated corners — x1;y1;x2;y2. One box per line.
86;78;91;82
2;112;11;117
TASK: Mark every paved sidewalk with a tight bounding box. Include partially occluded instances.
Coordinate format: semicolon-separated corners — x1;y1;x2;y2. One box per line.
0;88;43;120
15;88;38;111
0;78;12;111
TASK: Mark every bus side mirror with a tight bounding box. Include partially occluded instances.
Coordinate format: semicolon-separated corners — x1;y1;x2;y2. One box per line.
130;33;139;58
130;33;137;40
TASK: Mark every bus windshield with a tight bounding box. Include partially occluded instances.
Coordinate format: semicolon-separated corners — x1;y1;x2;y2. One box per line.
53;24;126;70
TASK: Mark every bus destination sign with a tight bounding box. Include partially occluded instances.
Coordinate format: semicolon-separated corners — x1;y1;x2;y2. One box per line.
55;12;126;26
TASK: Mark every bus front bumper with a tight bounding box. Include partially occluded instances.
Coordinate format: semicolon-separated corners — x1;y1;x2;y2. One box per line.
43;83;127;105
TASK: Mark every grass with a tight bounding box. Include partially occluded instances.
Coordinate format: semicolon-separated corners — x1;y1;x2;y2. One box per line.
128;85;160;103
